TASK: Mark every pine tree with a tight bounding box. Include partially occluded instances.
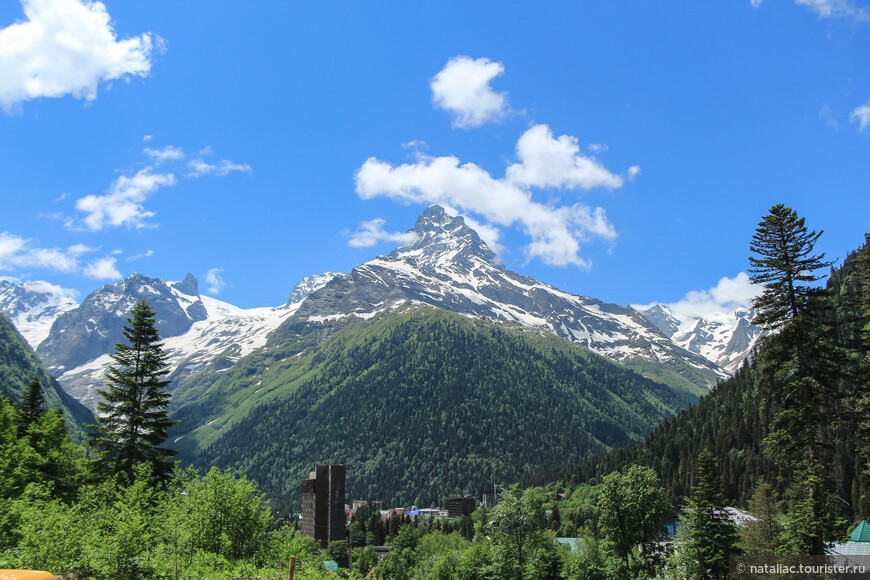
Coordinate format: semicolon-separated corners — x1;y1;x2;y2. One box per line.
88;299;178;484
667;450;740;579
16;375;46;436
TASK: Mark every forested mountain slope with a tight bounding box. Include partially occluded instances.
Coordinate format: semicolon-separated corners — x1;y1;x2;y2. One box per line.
172;306;694;506
0;313;94;441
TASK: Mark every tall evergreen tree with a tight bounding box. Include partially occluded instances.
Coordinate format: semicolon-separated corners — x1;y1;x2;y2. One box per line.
748;204;837;465
88;299;178;484
666;450;740;580
748;205;848;554
16;375;45;436
748;203;831;331
740;481;782;556
778;462;841;556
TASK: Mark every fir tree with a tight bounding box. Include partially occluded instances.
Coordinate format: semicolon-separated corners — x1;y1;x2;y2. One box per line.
778;462;841;556
748;205;845;553
667;450;740;579
740;481;782;556
748;203;831;331
88;299;178;484
16;375;45;436
748;204;838;465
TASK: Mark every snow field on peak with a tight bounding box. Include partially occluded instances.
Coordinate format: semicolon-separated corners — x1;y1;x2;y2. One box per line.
0;281;79;348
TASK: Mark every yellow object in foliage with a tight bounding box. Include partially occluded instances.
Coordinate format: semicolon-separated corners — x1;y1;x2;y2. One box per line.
0;571;54;580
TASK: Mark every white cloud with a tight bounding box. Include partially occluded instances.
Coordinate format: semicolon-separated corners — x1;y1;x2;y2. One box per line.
83;255;121;280
0;0;158;111
628;166;642;179
187;158;252;178
74;167;176;230
126;249;154;262
355;124;626;268
752;0;870;20
851;101;870;130
506;124;624;190
0;231;95;272
144;146;185;163
204;268;226;294
402;140;428;150
20;279;79;299
636;272;761;322
347;218;419;248
431;56;509;129
795;0;869;20
71;143;250;231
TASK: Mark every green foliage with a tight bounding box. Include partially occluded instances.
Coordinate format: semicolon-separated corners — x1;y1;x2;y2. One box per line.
561;536;609;580
665;450;740;580
748;203;831;330
777;462;844;556
598;465;670;579
8;467;163;579
0;395;87;504
168;466;273;564
325;540;349;568
569;231;870;526
487;485;556;580
180;307;692;505
0;312;94;440
740;481;783;556
1;464;341;580
352;546;378;576
16;376;45;435
88;299;178;484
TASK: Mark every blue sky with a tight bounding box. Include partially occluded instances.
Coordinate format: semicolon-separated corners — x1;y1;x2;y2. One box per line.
1;0;869;316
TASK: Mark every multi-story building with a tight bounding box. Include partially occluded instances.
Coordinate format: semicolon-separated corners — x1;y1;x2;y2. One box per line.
301;464;346;547
446;495;476;518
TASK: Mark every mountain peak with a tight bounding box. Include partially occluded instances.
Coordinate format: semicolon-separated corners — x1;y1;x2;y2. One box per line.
413;204;457;231
392;205;502;269
171;273;200;297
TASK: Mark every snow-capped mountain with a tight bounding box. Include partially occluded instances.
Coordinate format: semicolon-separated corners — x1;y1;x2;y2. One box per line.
37;272;335;409
0;279;78;348
636;303;766;374
291;205;726;391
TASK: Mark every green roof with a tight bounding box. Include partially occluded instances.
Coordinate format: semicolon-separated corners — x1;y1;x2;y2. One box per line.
850;521;870;543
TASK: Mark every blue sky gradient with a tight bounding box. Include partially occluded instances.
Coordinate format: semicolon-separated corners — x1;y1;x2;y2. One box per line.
1;0;868;313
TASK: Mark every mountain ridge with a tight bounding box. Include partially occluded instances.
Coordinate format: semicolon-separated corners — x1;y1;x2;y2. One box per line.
4;205;761;408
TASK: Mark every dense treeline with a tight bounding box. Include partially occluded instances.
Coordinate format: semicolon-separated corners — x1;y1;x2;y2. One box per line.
192;308;694;506
562;362;777;507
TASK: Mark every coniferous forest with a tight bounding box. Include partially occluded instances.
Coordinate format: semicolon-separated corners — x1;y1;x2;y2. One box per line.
0;206;868;579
